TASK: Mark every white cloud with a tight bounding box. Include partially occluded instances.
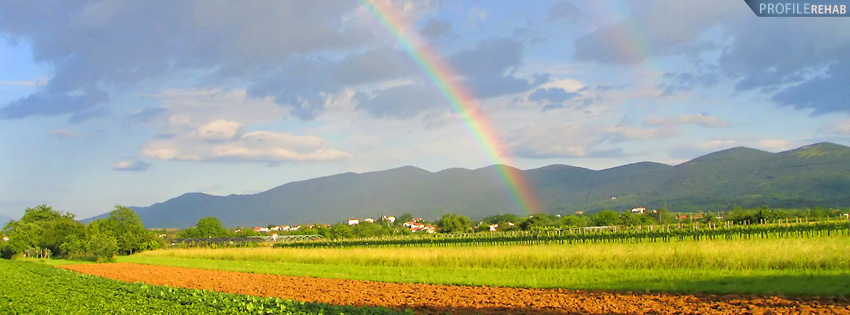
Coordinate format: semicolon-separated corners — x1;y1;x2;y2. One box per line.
605;126;681;142
140;130;350;163
643;114;728;128
195;119;244;141
112;159;151;171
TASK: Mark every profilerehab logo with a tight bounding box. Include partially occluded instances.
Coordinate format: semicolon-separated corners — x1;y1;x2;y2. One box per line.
744;0;849;16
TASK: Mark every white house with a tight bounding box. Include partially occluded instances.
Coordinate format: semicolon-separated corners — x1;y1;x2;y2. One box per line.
2;235;8;242
382;216;396;223
631;207;647;214
364;218;375;223
347;218;360;225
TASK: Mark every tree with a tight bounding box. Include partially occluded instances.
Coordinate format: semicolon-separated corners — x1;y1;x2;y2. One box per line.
436;213;472;233
179;217;231;238
593;210;621;226
195;217;231;238
519;215;555;230
88;233;118;263
397;213;413;224
1;205;86;257
91;206;158;255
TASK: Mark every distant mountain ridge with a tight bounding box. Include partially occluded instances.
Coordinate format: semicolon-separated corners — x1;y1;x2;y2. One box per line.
89;142;850;228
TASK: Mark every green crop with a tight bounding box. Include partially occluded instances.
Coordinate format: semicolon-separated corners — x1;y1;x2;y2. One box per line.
0;259;411;315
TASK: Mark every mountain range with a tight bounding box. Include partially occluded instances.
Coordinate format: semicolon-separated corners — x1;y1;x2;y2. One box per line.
89;143;850;228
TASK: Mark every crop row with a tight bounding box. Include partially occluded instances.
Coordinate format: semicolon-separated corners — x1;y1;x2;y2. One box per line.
273;221;850;248
0;259;410;315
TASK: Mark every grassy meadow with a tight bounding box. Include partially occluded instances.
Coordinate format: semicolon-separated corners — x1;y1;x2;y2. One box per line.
123;237;850;296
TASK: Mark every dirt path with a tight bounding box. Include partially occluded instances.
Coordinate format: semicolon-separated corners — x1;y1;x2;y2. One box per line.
60;263;849;315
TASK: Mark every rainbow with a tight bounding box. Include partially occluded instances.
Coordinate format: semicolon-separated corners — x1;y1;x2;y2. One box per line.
359;0;542;215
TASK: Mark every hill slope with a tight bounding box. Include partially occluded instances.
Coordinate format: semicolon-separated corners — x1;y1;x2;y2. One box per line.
105;143;850;228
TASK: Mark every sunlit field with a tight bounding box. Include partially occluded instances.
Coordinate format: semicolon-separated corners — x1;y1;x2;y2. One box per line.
124;237;850;295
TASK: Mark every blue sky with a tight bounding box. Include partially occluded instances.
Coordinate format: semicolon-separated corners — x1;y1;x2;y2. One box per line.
1;0;849;220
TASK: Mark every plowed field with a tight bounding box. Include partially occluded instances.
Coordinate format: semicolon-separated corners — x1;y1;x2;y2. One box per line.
60;263;850;315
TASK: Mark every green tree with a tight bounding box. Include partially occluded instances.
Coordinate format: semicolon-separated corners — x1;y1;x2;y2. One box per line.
1;205;86;257
519;215;556;230
195;217;231;238
435;213;472;233
178;217;231;238
560;215;589;228
91;206;158;255
88;233;118;263
397;213;413;224
593;210;621;226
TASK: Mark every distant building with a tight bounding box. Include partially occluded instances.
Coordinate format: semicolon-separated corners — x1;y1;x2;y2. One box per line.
364;218;375;223
489;224;499;232
382;216;396;223
2;235;8;242
253;227;269;232
347;218;360;225
575;211;584;215
412;218;423;223
631;207;647;214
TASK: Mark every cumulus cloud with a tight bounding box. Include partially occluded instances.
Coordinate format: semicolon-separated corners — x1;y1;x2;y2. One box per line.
573;0;740;64
0;1;368;120
573;0;850;114
112;159;151;171
447;37;540;99
140;129;350;163
643;114;728;128
194;119;244;142
355;84;447;119
528;87;580;103
603;126;681;143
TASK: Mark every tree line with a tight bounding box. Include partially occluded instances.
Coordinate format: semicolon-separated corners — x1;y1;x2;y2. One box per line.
1;205;160;261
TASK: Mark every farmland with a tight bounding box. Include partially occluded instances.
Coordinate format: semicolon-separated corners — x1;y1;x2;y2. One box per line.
61;262;850;315
0;259;408;315
125;237;850;296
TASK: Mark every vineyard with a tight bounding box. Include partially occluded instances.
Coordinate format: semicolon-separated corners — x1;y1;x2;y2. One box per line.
272;220;850;248
0;259;409;315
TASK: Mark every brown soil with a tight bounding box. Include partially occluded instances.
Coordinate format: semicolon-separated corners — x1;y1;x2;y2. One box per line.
60;263;849;315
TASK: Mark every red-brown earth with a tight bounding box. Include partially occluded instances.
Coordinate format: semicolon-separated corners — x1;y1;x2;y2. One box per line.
60;263;850;315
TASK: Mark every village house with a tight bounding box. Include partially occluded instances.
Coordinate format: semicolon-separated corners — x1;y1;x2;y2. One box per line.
364;218;375;223
411;224;436;233
269;226;280;231
290;225;301;231
347;218;360;225
631;207;647;214
489;224;499;232
2;235;8;242
412;217;423;223
280;225;291;231
382;216;396;223
253;227;269;232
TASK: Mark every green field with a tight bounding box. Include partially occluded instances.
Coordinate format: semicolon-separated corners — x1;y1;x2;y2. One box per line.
0;259;408;315
124;237;850;296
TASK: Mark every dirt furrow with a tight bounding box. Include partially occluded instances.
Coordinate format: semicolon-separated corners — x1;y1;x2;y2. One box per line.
60;263;850;315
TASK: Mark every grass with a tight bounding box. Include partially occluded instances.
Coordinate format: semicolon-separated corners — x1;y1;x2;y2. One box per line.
123;237;850;296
